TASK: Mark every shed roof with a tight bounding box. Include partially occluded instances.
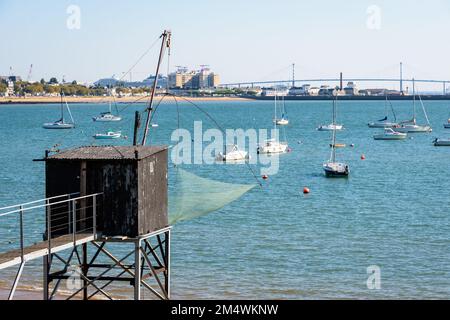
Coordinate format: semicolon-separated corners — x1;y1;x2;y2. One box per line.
46;146;168;161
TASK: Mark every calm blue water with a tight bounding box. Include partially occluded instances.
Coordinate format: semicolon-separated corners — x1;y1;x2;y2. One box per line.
1;99;450;299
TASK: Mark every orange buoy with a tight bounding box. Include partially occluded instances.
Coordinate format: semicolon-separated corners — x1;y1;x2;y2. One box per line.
303;187;310;194
361;154;366;160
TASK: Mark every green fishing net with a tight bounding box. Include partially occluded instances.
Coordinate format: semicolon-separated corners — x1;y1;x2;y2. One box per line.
168;168;256;224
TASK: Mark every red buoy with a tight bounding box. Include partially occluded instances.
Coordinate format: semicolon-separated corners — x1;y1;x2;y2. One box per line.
262;175;269;181
303;187;310;194
361;154;366;160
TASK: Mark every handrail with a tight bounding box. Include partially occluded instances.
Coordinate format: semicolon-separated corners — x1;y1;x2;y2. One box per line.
0;193;102;267
0;193;102;217
0;193;80;212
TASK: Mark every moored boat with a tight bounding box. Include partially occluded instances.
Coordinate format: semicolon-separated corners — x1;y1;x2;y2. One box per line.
216;145;249;161
433;138;450;146
323;96;349;178
93;131;122;140
43;91;75;130
373;128;407;140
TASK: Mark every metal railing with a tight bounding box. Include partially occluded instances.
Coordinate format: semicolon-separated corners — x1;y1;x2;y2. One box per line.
0;193;102;264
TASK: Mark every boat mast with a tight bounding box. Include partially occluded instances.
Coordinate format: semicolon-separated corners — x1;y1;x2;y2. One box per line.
141;30;171;146
109;87;112;113
60;90;64;122
330;96;337;163
413;78;416;122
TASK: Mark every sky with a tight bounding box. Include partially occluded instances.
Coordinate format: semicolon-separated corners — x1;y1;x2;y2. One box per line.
1;0;450;90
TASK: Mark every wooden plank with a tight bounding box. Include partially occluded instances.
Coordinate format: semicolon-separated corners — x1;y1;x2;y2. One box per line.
0;234;94;270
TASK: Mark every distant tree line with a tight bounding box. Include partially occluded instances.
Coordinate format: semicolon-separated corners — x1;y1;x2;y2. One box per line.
0;78;157;97
1;78;249;97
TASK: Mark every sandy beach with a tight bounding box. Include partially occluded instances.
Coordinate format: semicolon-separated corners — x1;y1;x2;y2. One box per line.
0;96;251;105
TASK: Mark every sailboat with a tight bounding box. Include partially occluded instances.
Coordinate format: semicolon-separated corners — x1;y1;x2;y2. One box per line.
43;91;75;129
258;92;289;154
394;80;432;133
318;98;344;131
368;95;398;128
273;96;289;126
323;96;349;178
93;89;122;122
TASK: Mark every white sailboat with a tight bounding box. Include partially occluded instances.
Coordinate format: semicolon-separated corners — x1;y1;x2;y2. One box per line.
43;91;75;129
93;89;122;122
394;80;432;133
323;96;349;178
318;98;344;131
216;145;249;161
258;93;289;154
368;96;398;128
273;96;289;126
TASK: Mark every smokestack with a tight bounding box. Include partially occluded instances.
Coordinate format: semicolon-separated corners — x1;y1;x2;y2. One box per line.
340;72;343;91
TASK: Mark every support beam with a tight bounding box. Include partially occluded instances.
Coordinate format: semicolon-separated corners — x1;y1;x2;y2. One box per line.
134;240;141;300
8;262;25;300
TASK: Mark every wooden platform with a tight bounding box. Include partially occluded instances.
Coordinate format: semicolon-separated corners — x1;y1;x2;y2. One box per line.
0;234;95;270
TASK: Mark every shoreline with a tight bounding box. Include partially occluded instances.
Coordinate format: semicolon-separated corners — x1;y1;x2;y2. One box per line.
0;96;251;105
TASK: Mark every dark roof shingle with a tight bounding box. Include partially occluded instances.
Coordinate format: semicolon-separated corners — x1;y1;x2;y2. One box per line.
46;146;168;160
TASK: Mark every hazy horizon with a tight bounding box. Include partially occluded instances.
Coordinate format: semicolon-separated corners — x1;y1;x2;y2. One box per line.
1;0;450;91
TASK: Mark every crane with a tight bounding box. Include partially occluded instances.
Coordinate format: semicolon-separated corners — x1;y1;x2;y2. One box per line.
27;64;33;82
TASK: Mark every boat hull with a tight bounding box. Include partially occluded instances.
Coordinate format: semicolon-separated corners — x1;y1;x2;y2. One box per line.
274;119;289;126
258;143;288;154
43;123;75;129
317;124;343;131
368;122;398;128
93;118;122;122
394;125;432;133
373;134;407;140
323;163;349;178
444;124;450;129
434;139;450;146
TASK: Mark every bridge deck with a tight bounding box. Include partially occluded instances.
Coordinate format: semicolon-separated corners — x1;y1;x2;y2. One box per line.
0;234;94;270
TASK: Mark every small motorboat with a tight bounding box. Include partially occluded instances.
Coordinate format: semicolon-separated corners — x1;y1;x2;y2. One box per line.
433;138;450;146
317;124;344;131
323;162;349;178
216;145;249;161
373;128;408;140
257;139;289;154
444;119;450;129
93;131;122;140
331;143;347;148
274;118;289;126
93;112;122;122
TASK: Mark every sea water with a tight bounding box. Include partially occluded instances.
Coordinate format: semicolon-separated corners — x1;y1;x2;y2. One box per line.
0;99;450;299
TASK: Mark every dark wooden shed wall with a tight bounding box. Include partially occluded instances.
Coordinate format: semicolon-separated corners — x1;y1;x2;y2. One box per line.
45;148;168;238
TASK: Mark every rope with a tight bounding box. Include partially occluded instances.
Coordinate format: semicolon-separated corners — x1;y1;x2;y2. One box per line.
166;93;262;187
